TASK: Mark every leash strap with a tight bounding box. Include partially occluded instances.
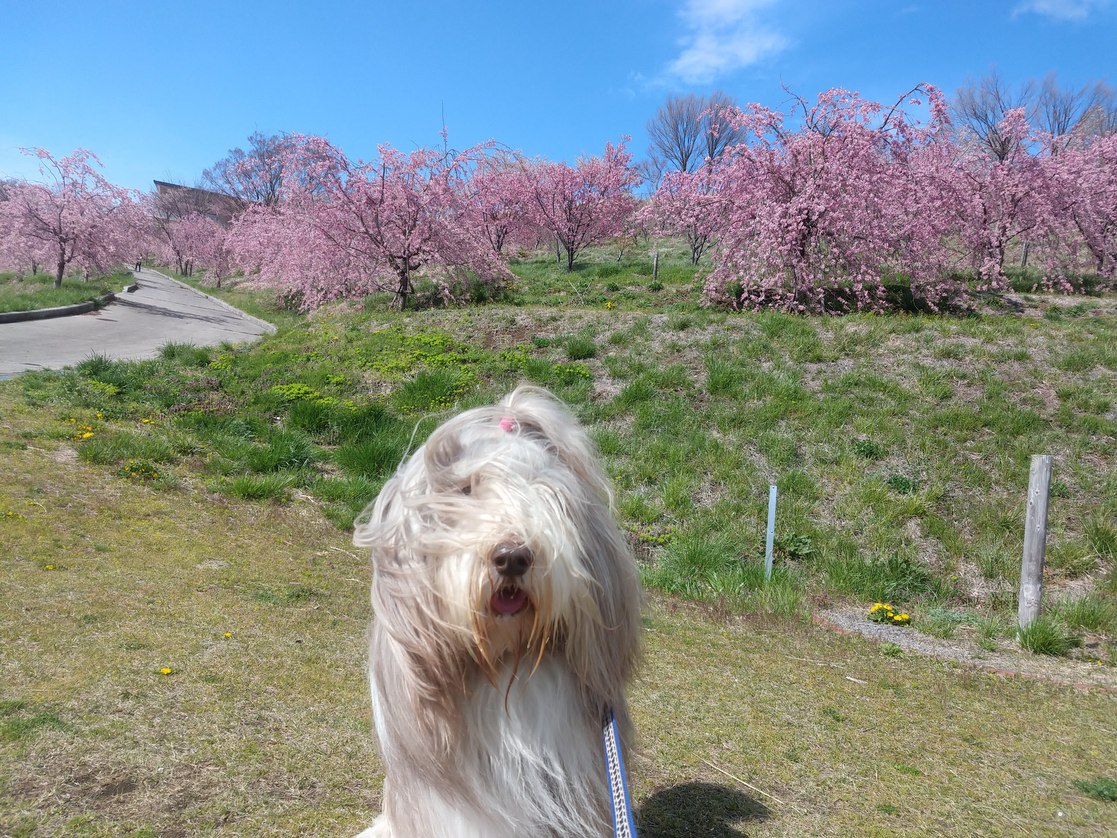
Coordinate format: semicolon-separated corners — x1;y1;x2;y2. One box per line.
602;706;638;838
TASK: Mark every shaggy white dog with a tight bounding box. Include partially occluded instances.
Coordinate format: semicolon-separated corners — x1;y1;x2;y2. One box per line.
352;386;641;838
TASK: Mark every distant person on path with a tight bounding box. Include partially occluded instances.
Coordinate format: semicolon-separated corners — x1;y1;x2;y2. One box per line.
134;258;142;271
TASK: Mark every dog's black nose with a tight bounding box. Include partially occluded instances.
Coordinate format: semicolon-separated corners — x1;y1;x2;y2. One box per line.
492;543;532;577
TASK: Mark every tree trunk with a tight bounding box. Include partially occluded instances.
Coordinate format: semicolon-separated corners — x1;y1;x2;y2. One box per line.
555;237;562;266
395;271;412;310
1021;239;1030;269
54;259;65;289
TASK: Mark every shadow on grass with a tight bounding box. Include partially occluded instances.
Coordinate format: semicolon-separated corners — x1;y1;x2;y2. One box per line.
638;781;771;836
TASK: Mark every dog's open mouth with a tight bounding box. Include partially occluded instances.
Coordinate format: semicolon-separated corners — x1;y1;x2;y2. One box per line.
490;585;529;617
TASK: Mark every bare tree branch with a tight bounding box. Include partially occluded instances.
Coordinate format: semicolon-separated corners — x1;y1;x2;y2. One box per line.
647;94;704;173
703;90;746;162
1074;81;1117;138
952;69;1036;161
1037;72;1112;152
202;131;292;210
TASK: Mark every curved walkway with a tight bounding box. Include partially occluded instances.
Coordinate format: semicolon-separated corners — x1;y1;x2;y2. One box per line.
0;269;274;379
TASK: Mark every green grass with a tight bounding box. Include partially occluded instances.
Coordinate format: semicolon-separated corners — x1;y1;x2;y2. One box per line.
76;430;180;466
1052;595;1117;634
565;334;598;360
218;472;302;501
309;475;382;530
0;271;127;313
0;700;70;742
918;606;971;639
823;553;950;604
391;367;474;413
1018;616;1083;657
244;429;318;473
505;240;701;310
1074;777;1117;802
334;433;411;481
159;342;213;366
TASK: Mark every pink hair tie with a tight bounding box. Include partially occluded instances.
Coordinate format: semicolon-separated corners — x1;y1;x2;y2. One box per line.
499;416;518;433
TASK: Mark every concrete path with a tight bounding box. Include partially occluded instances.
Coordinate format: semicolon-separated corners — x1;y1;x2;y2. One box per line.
0;269;275;379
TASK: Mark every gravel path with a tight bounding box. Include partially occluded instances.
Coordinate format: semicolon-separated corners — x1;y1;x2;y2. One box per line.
0;268;274;379
815;606;1117;691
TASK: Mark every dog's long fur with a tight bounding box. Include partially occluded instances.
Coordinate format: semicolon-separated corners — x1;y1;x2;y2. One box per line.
352;386;641;838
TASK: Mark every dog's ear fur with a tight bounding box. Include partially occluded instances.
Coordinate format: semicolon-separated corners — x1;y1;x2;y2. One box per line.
500;386;642;713
355;471;467;766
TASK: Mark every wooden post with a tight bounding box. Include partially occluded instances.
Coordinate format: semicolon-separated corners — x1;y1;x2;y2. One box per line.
1017;455;1052;632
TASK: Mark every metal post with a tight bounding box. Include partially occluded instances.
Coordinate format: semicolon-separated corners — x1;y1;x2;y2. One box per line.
1017;455;1052;632
764;485;778;582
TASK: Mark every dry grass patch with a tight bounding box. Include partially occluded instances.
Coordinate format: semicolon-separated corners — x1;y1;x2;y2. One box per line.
0;391;378;836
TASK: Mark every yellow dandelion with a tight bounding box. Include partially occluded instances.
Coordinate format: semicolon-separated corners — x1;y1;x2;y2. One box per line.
159;667;174;676
44;564;55;571
80;432;94;439
223;632;232;639
605;301;614;310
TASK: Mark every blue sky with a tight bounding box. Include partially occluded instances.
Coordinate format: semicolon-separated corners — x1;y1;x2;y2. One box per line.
1;0;1114;192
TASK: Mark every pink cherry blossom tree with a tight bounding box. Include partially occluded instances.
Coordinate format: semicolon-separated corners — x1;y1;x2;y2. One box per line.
1045;133;1117;285
703;86;958;312
171;213;233;286
230;136;510;310
0;181;51;274
2;148;146;286
147;192;192;275
639;165;721;265
923;109;1056;291
518;140;640;271
462;156;534;257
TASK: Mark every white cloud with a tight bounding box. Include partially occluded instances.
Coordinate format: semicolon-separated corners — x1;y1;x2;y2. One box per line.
666;0;788;85
1012;0;1109;21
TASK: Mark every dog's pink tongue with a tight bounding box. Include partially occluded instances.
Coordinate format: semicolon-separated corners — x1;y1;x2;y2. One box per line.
491;588;528;616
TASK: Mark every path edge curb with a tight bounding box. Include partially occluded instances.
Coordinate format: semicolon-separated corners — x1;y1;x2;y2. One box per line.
0;282;138;324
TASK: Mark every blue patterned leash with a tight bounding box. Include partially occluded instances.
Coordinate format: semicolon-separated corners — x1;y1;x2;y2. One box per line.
602;706;638;838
